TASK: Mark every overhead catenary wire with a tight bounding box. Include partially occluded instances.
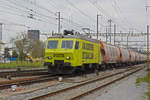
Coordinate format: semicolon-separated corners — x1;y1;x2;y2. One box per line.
65;0;96;22
88;0;141;33
112;0;143;32
0;2;61;29
2;0;102;33
5;0;88;32
64;0;108;32
0;0;146;35
3;0;57;21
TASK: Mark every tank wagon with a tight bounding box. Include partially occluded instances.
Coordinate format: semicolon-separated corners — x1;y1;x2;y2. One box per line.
100;41;147;68
44;34;147;74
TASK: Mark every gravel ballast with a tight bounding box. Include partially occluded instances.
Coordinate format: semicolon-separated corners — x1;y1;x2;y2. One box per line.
0;68;125;100
0;66;147;100
94;68;148;100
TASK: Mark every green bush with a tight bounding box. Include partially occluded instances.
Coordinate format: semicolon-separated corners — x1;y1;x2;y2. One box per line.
136;70;150;100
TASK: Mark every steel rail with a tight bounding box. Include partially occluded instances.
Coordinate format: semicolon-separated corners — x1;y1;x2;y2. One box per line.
70;67;144;100
30;65;144;100
0;74;57;90
0;69;48;78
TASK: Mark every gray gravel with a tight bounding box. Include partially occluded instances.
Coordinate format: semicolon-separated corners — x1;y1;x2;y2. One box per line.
0;65;145;100
44;71;128;100
0;68;125;100
93;68;148;100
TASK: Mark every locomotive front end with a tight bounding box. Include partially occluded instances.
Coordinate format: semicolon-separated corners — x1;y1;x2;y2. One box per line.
44;37;81;74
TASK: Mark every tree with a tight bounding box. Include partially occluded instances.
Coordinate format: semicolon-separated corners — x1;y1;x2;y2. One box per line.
14;32;45;60
14;32;29;60
29;40;45;58
4;47;10;58
12;49;18;58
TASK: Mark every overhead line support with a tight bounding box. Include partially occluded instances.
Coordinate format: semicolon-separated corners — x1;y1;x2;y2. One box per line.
56;12;63;34
97;14;102;40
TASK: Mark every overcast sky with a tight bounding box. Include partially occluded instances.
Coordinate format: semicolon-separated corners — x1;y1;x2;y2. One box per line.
0;0;150;46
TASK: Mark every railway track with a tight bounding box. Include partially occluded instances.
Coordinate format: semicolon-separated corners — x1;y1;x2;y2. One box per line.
0;74;57;90
0;68;48;78
29;65;145;100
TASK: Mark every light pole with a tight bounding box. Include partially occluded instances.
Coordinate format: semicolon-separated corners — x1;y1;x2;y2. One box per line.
145;6;150;66
56;12;63;34
0;23;2;41
97;14;102;40
108;19;112;44
106;26;108;43
114;24;116;45
127;32;130;49
147;25;149;65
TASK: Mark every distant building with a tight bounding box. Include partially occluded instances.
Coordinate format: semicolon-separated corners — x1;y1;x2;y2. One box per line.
27;30;40;40
0;41;5;62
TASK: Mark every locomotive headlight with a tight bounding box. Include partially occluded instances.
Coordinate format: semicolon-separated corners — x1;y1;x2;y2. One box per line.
48;56;52;59
66;56;71;60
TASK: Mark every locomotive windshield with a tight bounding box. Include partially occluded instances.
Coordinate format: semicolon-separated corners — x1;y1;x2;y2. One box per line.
61;40;74;49
47;40;58;49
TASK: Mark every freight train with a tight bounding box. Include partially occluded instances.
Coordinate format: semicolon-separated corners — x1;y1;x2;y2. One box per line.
44;33;147;74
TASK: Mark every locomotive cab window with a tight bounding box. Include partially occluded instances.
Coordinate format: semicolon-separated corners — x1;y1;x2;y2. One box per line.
75;41;79;49
47;40;58;49
61;40;74;49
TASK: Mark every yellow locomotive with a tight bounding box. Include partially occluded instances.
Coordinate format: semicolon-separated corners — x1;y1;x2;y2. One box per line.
44;32;147;74
44;35;102;74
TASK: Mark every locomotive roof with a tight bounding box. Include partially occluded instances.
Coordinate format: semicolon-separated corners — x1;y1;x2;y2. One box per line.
48;35;99;43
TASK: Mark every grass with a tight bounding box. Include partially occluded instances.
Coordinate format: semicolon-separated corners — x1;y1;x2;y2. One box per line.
136;70;150;100
0;61;44;69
